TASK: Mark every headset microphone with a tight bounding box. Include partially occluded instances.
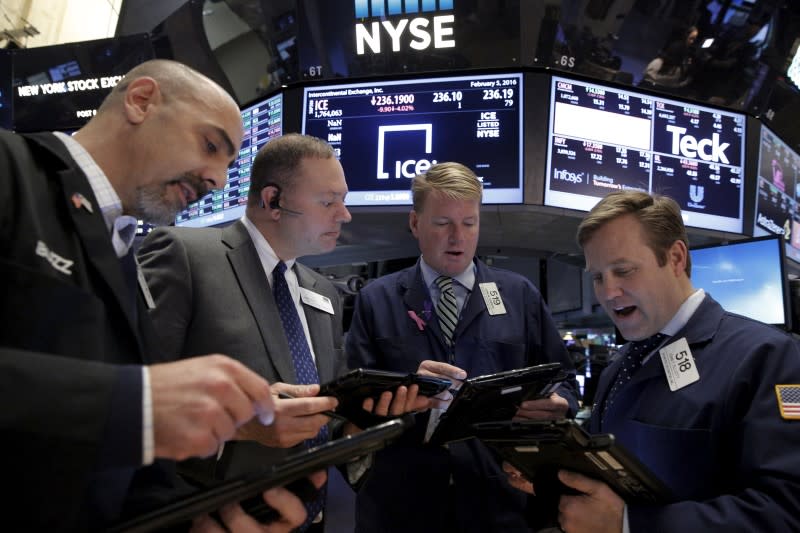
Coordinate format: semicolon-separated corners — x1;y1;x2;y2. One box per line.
266;186;303;216
275;204;304;216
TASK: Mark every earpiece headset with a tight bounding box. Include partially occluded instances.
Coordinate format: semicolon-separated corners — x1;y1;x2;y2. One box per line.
268;191;281;210
262;182;303;216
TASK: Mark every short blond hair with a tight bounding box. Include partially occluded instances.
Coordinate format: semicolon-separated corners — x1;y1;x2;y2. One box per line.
412;162;482;212
577;190;692;276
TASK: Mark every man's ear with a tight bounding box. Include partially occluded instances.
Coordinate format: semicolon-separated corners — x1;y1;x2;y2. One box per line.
261;186;282;220
123;76;160;124
409;210;419;238
668;239;689;276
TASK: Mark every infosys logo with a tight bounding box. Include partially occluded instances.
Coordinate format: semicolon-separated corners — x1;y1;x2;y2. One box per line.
355;0;455;55
553;169;584;184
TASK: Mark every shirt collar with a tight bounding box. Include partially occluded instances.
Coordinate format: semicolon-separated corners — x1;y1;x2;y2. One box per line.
54;131;124;230
418;256;476;292
661;288;705;336
54;131;137;256
241;214;296;279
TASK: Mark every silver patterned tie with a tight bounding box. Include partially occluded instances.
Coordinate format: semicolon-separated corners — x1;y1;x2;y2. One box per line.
435;275;458;349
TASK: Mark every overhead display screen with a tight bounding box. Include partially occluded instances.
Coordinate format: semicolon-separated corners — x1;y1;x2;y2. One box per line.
12;34;153;132
545;76;746;233
753;124;800;263
175;93;282;228
302;72;523;206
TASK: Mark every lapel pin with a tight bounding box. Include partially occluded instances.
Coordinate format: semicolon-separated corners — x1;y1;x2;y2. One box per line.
71;192;94;214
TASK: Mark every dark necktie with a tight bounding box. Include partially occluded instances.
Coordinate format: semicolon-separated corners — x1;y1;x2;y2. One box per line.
601;333;667;424
435;275;458;348
272;261;327;529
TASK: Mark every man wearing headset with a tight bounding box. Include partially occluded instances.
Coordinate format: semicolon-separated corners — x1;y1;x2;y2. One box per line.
139;133;425;531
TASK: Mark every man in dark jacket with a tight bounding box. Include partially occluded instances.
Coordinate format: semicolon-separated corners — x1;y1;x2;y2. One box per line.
346;162;579;532
507;190;800;532
0;59;318;532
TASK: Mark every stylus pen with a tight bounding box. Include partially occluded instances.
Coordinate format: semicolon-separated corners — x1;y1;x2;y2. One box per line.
277;391;350;422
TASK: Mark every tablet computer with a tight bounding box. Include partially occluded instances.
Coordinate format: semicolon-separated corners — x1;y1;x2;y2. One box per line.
108;417;412;533
428;363;568;445
319;368;451;427
472;419;673;504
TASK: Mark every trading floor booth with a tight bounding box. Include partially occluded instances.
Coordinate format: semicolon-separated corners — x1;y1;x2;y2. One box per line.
7;1;800;530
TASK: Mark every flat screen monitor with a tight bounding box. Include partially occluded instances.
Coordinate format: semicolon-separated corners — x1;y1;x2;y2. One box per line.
545;76;746;234
175;92;283;228
12;34;154;132
752;124;800;263
690;235;791;329
301;72;524;206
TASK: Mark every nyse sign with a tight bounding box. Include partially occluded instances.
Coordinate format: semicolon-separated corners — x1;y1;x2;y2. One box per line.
355;15;456;55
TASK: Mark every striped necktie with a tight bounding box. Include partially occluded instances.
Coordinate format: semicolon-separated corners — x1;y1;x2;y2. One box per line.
435;275;458;349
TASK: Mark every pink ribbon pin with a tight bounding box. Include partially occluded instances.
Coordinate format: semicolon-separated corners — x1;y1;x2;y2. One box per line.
407;310;426;331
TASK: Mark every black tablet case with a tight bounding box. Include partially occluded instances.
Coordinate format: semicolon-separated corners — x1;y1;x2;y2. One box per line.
319;368;451;427
108;417;412;533
428;362;568;445
472;419;673;504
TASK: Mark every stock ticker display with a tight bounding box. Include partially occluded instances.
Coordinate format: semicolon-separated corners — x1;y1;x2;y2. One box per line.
753;124;800;263
175;93;282;228
302;72;524;206
545;76;746;233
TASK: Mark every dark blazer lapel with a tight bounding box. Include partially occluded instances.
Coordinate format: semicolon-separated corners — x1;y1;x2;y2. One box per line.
51;154;141;350
402;262;444;342
295;266;335;383
456;259;489;335
634;339;673;383
223;221;297;383
630;295;721;384
589;353;626;433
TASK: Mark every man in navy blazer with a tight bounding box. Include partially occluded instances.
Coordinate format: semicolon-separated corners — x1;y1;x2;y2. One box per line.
508;190;800;532
346;162;579;532
0;59;319;532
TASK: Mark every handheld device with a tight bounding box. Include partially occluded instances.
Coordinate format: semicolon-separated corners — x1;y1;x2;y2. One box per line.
428;363;569;445
472;419;673;503
319;368;451;427
108;417;413;533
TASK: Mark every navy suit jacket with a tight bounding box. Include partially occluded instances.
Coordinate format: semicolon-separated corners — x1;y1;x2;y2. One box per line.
589;295;800;532
346;258;578;533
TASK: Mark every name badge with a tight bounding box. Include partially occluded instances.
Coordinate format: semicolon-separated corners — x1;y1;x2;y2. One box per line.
479;282;507;316
659;337;700;391
135;258;156;310
299;287;335;314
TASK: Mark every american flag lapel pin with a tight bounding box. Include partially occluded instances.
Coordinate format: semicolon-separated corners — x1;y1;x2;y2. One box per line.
71;192;94;214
